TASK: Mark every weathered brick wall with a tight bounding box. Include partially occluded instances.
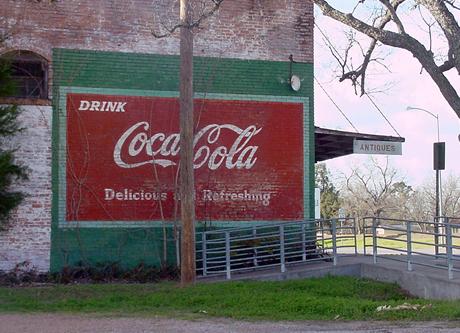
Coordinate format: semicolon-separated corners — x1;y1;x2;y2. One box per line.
0;0;314;271
0;106;52;271
1;0;313;62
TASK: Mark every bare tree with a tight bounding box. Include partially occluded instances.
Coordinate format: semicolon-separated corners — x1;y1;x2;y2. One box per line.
419;173;460;218
152;0;225;38
407;188;432;231
314;0;460;119
442;174;460;217
340;157;405;232
401;174;460;231
151;0;224;285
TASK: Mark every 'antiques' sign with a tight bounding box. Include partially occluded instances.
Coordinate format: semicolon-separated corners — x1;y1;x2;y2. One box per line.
353;139;402;156
66;93;304;222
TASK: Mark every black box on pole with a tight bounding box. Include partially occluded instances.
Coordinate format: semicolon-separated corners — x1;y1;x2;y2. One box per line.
433;142;445;170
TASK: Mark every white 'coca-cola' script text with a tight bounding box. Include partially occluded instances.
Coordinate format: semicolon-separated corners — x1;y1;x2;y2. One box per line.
113;122;262;170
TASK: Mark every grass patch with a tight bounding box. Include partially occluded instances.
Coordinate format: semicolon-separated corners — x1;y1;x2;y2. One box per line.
322;233;460;251
1;276;460;320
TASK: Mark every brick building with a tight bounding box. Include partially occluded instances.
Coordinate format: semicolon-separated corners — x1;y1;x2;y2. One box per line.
0;0;315;272
1;0;406;273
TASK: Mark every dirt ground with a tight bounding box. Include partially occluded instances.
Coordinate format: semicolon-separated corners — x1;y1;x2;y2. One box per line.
1;314;460;333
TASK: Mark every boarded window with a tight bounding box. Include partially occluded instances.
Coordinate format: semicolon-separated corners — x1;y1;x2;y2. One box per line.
2;51;48;99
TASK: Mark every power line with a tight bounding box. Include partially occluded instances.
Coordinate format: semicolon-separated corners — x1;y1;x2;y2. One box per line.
364;93;402;137
314;76;359;133
315;22;402;137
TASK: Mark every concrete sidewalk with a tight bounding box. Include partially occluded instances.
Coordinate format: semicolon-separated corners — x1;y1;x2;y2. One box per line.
199;255;460;300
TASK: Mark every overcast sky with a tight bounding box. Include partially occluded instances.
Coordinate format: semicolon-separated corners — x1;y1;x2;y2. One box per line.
313;1;460;187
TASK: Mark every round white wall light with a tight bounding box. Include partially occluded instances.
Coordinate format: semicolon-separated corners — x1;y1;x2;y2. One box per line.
290;75;301;91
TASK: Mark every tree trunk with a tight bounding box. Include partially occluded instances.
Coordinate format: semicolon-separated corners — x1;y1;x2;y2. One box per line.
179;0;196;286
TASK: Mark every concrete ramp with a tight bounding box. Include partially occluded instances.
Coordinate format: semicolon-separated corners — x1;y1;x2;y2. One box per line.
199;255;460;300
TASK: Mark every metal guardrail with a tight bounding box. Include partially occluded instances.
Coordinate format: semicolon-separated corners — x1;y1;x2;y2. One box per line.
363;216;460;280
195;218;357;279
190;216;460;280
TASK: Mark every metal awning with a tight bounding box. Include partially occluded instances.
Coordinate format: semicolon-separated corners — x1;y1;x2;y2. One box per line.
315;126;405;162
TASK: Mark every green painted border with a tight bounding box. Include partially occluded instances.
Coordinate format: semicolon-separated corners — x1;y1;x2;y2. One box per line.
56;86;311;228
50;49;315;271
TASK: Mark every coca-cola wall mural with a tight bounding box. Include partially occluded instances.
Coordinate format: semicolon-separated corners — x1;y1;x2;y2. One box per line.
64;91;306;222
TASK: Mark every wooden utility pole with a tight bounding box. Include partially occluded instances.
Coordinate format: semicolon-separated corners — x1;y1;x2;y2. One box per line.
179;0;196;285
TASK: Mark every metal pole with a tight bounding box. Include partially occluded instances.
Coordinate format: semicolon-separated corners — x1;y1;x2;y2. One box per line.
332;219;337;266
434;115;443;229
321;220;325;254
363;218;367;256
372;217;377;264
252;226;258;267
225;231;231;280
436;168;440;217
406;106;439;141
176;229;181;267
435;168;440;257
353;218;358;255
202;232;207;276
407;106;443;230
446;218;453;280
280;225;286;273
407;220;413;272
301;222;306;261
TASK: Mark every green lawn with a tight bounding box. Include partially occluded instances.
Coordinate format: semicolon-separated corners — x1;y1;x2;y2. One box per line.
1;276;460;320
321;233;460;251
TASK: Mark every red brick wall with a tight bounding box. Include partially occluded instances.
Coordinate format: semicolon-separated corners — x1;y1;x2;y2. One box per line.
0;0;314;271
1;0;313;62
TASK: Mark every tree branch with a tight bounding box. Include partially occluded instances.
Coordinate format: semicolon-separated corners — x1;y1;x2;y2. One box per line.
313;0;460;118
378;0;406;33
444;0;460;11
328;0;405;96
152;0;225;38
417;0;460;75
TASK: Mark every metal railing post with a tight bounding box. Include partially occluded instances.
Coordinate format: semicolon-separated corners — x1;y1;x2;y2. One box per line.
446;218;453;280
321;220;325;253
176;229;181;267
252;226;258;267
440;216;446;255
363;219;367;256
407;220;413;271
372;217;377;264
225;231;231;280
435;216;440;257
301;222;306;261
332;219;337;266
202;232;207;276
280;225;286;273
353;218;358;255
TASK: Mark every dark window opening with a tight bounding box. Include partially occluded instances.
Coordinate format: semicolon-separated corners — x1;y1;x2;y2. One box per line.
1;51;48;99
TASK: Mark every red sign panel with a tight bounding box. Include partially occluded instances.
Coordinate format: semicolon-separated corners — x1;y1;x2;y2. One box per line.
66;93;304;221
